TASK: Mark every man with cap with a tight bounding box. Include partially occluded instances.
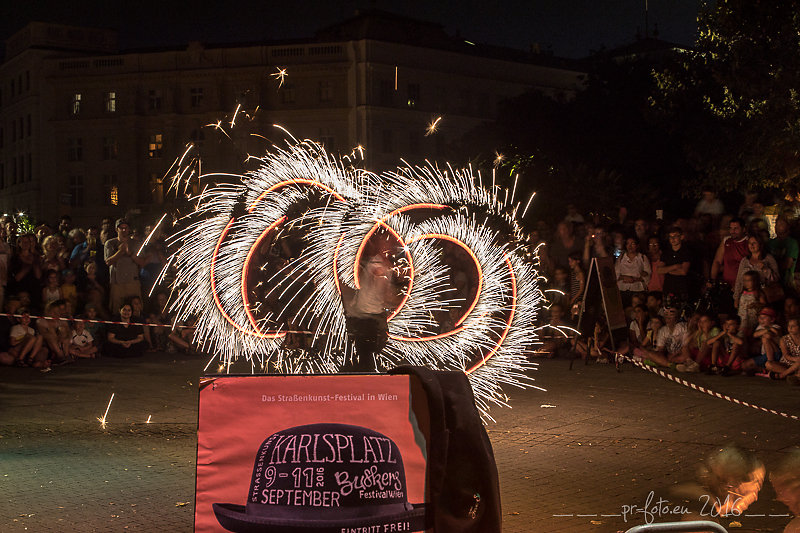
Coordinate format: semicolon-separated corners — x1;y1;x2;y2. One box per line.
104;218;145;312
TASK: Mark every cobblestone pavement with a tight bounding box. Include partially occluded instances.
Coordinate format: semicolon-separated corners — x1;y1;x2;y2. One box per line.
1;353;799;532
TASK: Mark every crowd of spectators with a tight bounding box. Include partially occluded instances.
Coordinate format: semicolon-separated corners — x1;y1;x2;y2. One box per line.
536;189;800;385
0;214;193;370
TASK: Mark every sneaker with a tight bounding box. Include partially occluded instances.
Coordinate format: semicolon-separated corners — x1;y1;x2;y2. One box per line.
787;375;800;385
684;360;700;373
709;365;720;375
597;357;609;364
676;363;689;372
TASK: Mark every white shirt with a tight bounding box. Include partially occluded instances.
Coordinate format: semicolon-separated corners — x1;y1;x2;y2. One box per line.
655;322;688;354
71;329;94;347
615;252;651;292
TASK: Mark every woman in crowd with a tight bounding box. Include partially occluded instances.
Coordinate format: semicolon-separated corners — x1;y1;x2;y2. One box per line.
8;233;42;309
105;302;146;358
733;235;779;304
615;237;651;308
646;236;665;292
41;234;66;273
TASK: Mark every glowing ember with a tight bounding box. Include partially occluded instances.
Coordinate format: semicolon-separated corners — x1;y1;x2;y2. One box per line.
96;393;115;429
271;67;288;88
425;116;442;136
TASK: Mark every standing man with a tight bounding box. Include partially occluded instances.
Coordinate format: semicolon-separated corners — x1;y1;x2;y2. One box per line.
769;217;799;292
658;226;692;309
709;217;748;314
710;218;748;287
104;218;145;312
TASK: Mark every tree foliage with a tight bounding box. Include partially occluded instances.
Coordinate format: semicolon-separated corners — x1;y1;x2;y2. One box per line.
653;0;800;192
457;52;691;221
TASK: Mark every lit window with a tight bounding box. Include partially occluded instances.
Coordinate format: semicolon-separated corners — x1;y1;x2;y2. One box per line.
148;89;162;110
67;138;83;161
103;137;118;160
71;93;82;115
148;133;163;158
190;87;204;107
103;175;118;205
105;91;116;113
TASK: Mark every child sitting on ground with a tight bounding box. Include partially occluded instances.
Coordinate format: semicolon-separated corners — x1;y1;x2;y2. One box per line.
677;312;720;373
69;318;98;359
743;307;781;375
707;316;744;375
9;310;49;369
773;316;800;384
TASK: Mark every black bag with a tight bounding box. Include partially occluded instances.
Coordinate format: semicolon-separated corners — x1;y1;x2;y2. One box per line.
389;365;502;533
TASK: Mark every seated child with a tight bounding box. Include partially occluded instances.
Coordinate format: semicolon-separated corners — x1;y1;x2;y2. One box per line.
677;312;720;373
9;310;49;369
69;318;98;359
707;316;744;375
773;317;800;383
82;303;105;351
743;307;781;374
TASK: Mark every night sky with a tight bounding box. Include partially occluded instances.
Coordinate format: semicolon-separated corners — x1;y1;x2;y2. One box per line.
2;0;700;58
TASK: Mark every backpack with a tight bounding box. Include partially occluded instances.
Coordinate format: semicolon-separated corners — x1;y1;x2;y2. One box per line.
389;365;502;533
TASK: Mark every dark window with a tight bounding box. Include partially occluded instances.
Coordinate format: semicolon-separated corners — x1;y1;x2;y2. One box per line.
68;138;83;161
27;153;31;181
190;87;203;108
280;85;296;104
319;81;333;103
68;175;84;206
379;80;393;106
148;89;162;111
26;114;31;136
190;128;205;150
103;136;118;160
407;83;420;108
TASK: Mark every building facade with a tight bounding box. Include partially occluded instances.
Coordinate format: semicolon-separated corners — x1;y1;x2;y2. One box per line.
0;12;584;226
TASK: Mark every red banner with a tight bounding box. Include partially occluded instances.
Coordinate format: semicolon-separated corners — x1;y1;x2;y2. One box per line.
195;375;429;533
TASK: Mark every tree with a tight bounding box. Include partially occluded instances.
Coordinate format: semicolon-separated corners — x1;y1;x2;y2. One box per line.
457;49;692;222
653;0;800;192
